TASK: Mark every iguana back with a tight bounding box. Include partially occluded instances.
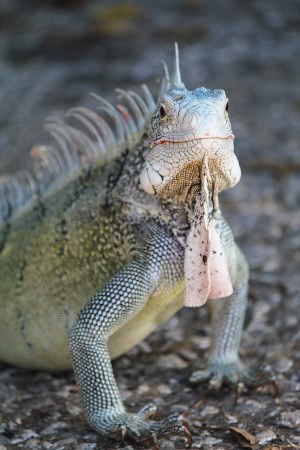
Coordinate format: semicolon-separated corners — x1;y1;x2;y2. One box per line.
0;86;169;369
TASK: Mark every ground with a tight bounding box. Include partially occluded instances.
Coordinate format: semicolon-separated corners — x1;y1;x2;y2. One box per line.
0;0;300;449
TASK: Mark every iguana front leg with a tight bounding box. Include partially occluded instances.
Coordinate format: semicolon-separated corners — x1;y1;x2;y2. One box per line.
189;238;255;389
68;226;191;445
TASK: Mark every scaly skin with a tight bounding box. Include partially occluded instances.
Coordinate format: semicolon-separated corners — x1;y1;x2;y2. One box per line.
0;48;254;445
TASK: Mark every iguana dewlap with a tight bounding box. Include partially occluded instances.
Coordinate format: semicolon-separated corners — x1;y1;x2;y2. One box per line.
184;153;233;307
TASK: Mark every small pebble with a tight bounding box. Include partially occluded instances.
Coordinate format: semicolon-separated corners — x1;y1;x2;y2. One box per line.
0;435;10;446
192;441;203;449
10;438;24;444
24;438;39;449
55;437;77;446
243;399;265;411
256;428;277;445
224;413;238;424
21;430;39;440
200;405;219;416
159;438;175;448
158;354;188;369
157;384;172;395
136;383;150;394
178;348;198;361
280;410;300;428
75;444;97;450
203;436;223;445
40;422;68;436
274;358;293;373
66;405;82;417
190;336;210;350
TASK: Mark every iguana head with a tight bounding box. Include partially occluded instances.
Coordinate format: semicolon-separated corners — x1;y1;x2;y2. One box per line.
140;45;241;202
140;45;241;307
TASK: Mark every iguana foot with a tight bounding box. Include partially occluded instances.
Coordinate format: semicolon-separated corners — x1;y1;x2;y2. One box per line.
90;406;192;447
189;360;261;390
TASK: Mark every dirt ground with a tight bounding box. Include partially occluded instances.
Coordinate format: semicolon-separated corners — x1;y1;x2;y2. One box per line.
0;0;300;449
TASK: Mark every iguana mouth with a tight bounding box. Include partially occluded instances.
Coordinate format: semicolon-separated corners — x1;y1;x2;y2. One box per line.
152;134;235;147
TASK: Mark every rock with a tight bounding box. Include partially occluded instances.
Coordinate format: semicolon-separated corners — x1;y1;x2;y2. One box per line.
256;428;277;445
200;405;219;416
178;348;198;361
24;438;39;448
190;336;210;350
21;430;39;440
0;435;10;446
157;384;172;395
274;358;294;373
66;404;82;417
279;410;300;428
243;399;265;412
159;438;175;448
40;422;68;436
10;438;24;444
136;384;150;394
55;437;77;446
158;354;188;369
75;444;97;450
203;436;223;446
224;413;238;424
192;441;203;448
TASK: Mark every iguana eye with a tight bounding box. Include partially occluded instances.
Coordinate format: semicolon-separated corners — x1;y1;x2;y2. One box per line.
159;104;167;120
225;100;229;113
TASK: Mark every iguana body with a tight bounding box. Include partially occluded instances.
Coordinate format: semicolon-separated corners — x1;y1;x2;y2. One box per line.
0;47;252;444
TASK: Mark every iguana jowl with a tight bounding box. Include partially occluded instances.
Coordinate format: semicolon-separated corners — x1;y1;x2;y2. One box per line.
0;45;253;445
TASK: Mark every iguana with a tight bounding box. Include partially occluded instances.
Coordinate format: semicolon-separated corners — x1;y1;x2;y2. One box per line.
0;45;255;446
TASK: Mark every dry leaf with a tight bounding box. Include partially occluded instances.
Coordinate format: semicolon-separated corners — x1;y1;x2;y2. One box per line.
230;426;259;449
263;445;300;450
287;441;300;449
263;446;281;450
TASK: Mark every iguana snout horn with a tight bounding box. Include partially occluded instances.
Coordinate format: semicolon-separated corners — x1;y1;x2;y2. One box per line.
170;43;185;89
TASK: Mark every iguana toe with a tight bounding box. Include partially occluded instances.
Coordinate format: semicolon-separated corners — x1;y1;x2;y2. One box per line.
91;409;192;446
137;402;157;420
189;360;260;389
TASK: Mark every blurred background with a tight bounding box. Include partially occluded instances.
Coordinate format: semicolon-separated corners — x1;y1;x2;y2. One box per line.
0;1;300;448
1;0;299;172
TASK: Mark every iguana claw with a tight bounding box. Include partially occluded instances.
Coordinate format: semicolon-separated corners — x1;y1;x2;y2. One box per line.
137;402;157;420
182;418;193;447
92;409;191;446
189;360;278;399
118;425;127;446
150;431;158;450
189;360;260;390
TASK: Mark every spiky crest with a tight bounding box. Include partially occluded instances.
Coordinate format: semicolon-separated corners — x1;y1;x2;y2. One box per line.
158;43;185;100
0;46;182;226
